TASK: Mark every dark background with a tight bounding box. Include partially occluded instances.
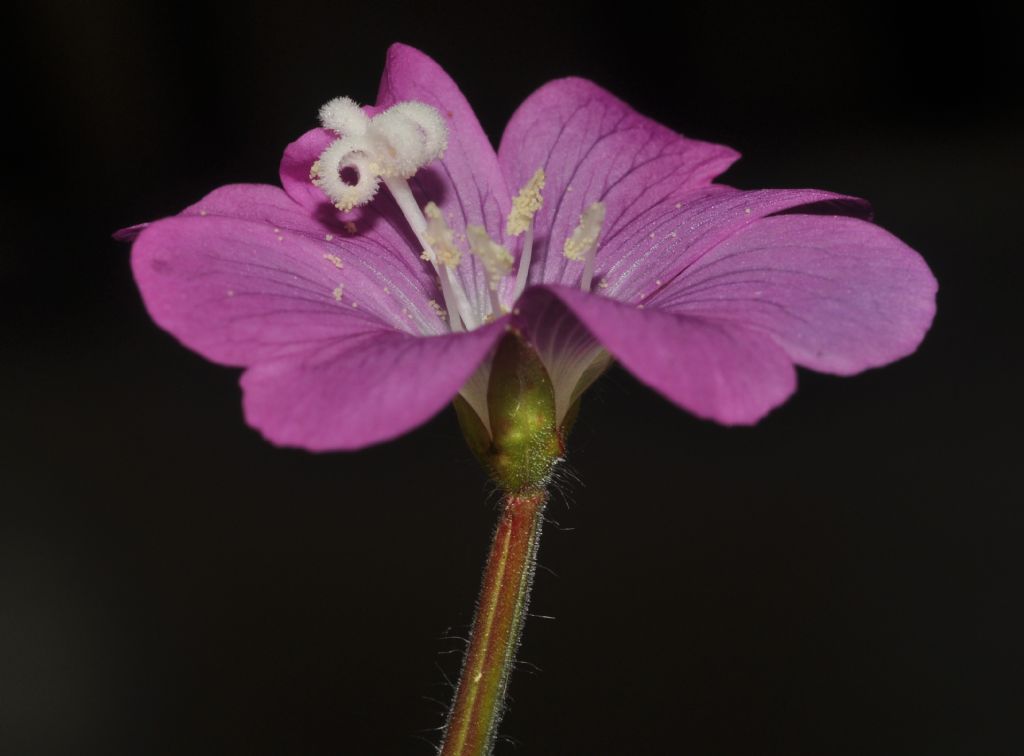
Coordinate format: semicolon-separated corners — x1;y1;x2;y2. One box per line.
3;2;1022;754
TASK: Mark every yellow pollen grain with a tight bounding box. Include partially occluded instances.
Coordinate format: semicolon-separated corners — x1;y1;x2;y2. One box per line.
506;168;546;236
309;160;321;179
428;299;447;321
325;233;334;241
332;284;344;301
324;253;344;269
598;279;609;289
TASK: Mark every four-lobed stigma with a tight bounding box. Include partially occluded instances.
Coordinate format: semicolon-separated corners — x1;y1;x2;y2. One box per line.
311;97;606;332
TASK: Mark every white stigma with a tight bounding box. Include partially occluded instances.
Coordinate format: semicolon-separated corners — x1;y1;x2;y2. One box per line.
318;96;371;137
310;138;380;212
367;103;448;179
312;98;448;211
312;96;478;330
563;201;606;292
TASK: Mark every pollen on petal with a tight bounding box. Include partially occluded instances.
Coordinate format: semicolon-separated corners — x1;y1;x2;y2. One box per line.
563;201;607;261
323;253;344;269
424;201;462;268
332;284;344;301
506;168;546;236
467;225;513;290
428;299;447;321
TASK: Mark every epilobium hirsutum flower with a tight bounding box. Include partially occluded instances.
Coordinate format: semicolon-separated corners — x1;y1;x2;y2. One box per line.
125;43;936;453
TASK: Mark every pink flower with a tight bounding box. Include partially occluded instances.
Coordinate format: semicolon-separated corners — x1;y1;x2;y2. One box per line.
125;43;936;451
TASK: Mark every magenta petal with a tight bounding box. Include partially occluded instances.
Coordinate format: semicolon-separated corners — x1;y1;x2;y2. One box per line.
597;186;867;303
375;43;512;311
279;45;511;316
280;127;338;214
653;214;938;375
498;78;740;288
240;325;503;451
178;185;436;301
521;286;797;425
131;205;445;368
375;44;510;239
113;222;149;242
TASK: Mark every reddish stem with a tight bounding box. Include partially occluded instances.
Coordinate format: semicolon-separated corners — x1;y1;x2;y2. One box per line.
439;489;547;756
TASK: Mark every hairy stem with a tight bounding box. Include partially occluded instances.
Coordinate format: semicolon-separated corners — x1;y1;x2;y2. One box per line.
439;489;547;756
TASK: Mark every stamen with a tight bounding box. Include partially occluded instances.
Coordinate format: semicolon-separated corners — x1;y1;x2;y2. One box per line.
424;202;461;269
563;201;606;292
467;225;513;316
383;177;475;332
506;168;546;236
508;169;546;301
512;224;534;301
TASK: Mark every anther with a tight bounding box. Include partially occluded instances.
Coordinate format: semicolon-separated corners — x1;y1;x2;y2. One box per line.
563;201;606;292
467;225;513;316
424;202;461;269
509;168;546;301
506;168;545;237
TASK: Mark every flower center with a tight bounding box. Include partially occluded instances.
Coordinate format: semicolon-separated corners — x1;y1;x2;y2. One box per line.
311;98;606;331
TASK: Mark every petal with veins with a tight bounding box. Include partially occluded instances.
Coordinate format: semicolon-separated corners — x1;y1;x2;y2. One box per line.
596;186;869;302
242;325;504;451
521;285;797;425
132;186;447;369
653;214;938;375
498;77;739;289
